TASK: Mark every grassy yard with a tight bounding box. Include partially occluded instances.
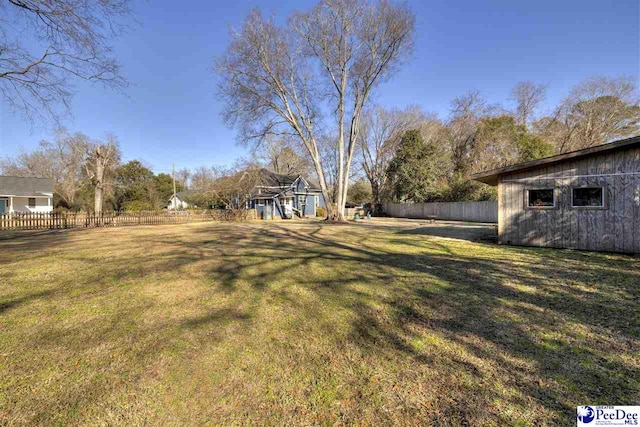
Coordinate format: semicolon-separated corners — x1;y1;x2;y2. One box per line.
0;219;638;425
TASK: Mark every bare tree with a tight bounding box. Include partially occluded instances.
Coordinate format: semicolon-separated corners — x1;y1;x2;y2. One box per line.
213;164;261;210
317;134;339;205
0;129;91;207
358;105;434;211
216;0;414;220
0;0;132;123
510;81;546;128
85;136;120;213
259;136;311;177
537;76;640;152
448;90;491;175
175;168;191;189
0;144;55;178
190;166;216;192
51;131;92;206
186;163;260;212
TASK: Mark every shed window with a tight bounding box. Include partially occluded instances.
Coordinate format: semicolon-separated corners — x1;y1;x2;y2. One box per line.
28;198;36;208
572;187;604;208
527;189;555;208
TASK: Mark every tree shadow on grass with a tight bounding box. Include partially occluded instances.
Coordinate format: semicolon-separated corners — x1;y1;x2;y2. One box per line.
1;220;638;425
396;223;498;243
342;257;636;423
195;222;639;423
0;289;56;314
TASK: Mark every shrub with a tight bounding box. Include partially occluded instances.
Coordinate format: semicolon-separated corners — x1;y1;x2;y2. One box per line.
123;200;154;211
316;206;326;218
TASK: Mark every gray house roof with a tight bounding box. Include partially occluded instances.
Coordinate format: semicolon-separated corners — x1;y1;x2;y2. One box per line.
471;135;640;185
254;168;322;194
0;176;54;196
257;169;299;187
170;190;194;201
301;176;322;192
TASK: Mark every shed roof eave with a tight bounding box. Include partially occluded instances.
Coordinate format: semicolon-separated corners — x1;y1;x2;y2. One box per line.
470;134;640;186
472;175;499;186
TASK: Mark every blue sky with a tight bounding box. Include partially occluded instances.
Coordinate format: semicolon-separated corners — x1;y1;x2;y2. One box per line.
1;0;638;174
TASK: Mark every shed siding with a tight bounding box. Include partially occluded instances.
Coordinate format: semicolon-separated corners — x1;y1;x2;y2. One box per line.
498;146;640;253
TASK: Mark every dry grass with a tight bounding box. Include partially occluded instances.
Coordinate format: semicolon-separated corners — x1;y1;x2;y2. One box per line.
0;219;638;426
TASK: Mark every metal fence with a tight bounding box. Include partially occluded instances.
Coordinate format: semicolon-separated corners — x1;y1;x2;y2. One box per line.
383;201;498;223
0;210;256;231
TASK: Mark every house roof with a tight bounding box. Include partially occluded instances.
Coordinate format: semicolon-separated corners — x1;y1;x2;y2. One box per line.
304;178;322;192
255;168;322;193
0;176;54;196
257;169;299;187
471;135;640;186
172;191;193;200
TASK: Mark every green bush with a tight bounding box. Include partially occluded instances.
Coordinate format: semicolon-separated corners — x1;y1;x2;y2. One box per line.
123;200;154;211
316;206;326;218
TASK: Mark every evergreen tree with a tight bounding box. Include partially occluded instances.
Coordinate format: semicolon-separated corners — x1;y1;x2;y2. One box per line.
386;130;442;202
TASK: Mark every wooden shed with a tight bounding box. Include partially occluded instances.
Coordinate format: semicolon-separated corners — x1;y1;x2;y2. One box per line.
471;136;640;253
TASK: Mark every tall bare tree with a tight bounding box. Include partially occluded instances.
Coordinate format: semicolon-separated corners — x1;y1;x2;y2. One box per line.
0;0;132;123
85;136;120;213
510;81;546;128
216;0;414;220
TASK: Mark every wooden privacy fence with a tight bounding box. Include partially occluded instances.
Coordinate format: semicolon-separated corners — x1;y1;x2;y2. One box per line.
0;210;256;231
383;201;498;223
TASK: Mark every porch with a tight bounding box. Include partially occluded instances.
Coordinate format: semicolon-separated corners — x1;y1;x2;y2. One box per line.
0;195;53;214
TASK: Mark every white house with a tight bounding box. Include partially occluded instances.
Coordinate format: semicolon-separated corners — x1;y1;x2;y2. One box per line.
0;176;54;214
167;191;192;210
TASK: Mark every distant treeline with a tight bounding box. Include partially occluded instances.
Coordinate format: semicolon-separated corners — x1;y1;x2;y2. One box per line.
2;76;637;213
357;76;639;210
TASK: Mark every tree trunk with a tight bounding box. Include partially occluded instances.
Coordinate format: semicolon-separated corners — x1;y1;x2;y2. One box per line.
332;59;349;222
337;105;364;221
370;180;382;215
335;115;346;221
94;183;103;214
308;145;336;220
93;152;106;214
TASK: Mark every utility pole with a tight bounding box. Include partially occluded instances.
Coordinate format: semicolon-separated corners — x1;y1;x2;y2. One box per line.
172;163;177;211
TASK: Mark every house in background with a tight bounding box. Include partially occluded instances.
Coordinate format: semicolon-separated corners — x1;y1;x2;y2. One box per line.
167;191;193;210
471;135;640;253
251;169;322;219
0;176;54;214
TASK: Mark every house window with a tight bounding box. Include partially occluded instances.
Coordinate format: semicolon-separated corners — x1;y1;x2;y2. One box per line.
526;189;555;208
28;198;36;208
572;187;604;208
